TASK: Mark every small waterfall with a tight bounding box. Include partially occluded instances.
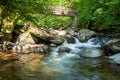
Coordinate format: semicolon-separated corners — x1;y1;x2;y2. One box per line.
73;37;80;43
3;37;115;80
40;37;104;80
62;39;68;46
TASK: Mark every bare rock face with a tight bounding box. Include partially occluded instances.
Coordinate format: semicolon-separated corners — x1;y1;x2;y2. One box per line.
16;31;38;45
28;26;64;44
77;29;96;42
103;39;120;55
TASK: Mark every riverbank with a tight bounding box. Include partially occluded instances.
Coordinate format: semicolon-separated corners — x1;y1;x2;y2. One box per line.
0;35;120;80
0;23;120;80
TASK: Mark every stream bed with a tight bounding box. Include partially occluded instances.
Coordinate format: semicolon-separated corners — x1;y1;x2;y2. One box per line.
0;38;120;80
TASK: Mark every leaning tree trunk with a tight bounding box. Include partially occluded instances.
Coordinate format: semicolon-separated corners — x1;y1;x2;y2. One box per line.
0;9;20;41
41;6;77;27
0;5;4;30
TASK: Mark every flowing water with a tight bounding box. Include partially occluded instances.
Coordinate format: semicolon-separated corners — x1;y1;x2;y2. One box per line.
0;37;120;80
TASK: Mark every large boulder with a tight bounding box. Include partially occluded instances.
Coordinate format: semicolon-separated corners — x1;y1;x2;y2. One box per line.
16;31;38;45
77;29;96;42
28;26;64;44
102;39;120;55
80;48;103;58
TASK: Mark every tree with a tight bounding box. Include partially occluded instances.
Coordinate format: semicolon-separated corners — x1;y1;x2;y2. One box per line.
0;0;76;41
72;0;120;31
0;0;44;41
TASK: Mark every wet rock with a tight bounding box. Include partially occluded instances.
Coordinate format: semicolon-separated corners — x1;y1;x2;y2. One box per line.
77;29;96;42
109;53;120;64
102;39;120;55
0;41;14;52
58;47;71;53
13;44;49;54
80;48;103;58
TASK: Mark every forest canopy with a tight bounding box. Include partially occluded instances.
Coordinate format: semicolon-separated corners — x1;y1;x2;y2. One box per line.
0;0;120;29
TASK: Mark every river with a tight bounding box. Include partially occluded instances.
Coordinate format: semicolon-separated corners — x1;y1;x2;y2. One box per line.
0;37;120;80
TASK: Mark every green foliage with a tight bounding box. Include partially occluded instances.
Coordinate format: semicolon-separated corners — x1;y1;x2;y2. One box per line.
17;14;71;29
0;0;72;29
72;0;120;30
102;0;120;26
0;0;120;30
72;0;103;28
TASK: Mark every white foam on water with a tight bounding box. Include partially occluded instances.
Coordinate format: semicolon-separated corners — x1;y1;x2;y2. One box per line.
41;37;103;75
73;37;80;43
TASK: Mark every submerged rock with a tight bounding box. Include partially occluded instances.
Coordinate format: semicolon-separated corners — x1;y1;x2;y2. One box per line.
80;48;103;58
77;29;96;42
58;47;71;53
102;39;120;55
109;53;120;64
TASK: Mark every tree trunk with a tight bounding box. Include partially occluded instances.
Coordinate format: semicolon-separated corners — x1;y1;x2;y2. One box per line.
42;6;76;17
0;5;4;30
0;10;20;41
41;6;78;27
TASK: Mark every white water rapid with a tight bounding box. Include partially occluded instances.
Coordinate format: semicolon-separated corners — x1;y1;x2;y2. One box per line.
40;37;104;80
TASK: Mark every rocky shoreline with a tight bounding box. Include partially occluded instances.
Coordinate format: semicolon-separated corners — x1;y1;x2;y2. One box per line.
0;23;120;64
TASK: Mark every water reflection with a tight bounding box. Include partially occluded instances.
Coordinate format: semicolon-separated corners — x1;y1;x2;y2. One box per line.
0;38;120;80
0;55;120;80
